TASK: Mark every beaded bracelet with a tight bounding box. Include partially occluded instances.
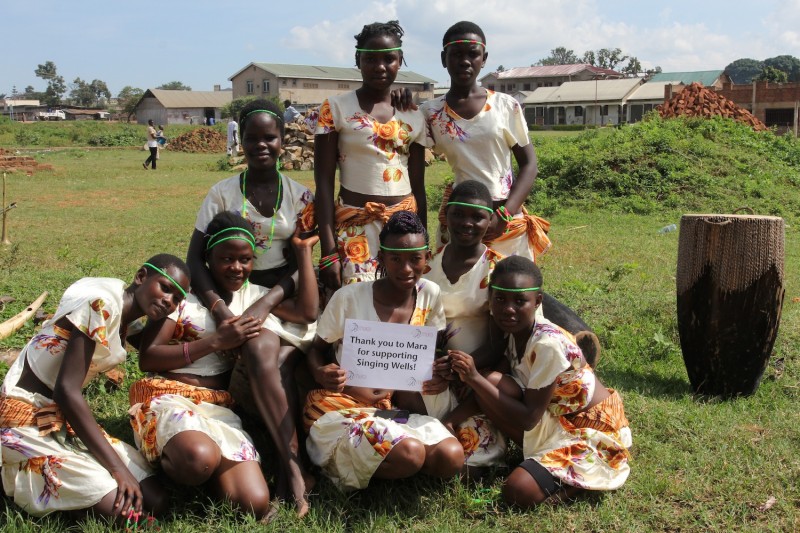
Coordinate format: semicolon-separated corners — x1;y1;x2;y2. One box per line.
496;206;514;234
209;298;224;313
182;342;192;365
319;253;340;271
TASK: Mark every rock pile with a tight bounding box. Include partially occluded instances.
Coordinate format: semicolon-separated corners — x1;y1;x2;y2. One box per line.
658;83;768;131
170;128;227;153
280;121;315;171
0;148;53;174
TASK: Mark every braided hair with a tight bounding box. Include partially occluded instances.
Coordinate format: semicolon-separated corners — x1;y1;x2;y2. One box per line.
354;20;406;67
238;98;285;137
443;21;486;47
489;255;543;290
142;253;191;282
376;210;428;278
204;211;255;261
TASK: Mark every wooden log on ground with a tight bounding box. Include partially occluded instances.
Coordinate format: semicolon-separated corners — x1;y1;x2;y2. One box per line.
0;291;48;340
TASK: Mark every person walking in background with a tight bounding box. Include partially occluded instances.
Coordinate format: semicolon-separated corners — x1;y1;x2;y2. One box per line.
143;120;158;170
227;116;239;156
283;100;301;124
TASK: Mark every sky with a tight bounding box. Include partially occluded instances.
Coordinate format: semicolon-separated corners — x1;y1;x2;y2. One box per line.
3;0;800;97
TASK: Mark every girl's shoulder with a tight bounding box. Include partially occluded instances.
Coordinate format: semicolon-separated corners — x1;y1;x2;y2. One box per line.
207;173;242;195
280;173;313;200
488;90;523;112
415;277;442;299
419;95;446;115
61;277;126;308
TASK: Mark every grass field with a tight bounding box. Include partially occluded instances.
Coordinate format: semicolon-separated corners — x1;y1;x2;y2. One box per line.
1;143;798;532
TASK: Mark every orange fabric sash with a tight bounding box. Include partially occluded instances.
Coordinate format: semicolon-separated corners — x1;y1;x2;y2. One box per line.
335;195;417;231
565;389;629;433
438;183;552;258
302;389;392;433
0;394;68;437
128;377;234;409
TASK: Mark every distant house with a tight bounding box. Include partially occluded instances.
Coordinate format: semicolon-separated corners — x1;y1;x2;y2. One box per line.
63;108;110;121
624;81;674;122
133;89;233;125
480;64;623;95
1;98;41;121
229;63;436;108
717;80;800;133
518;78;643;126
647;70;730;89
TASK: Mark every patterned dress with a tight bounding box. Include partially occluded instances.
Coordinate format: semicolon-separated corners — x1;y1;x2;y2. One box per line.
315;92;430;283
195;173;315;272
422;245;507;466
0;278;154;516
421;90;551;260
304;279;454;490
507;317;632;490
128;285;307;466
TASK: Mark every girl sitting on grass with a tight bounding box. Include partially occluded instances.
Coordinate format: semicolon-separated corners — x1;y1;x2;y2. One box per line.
303;211;464;490
449;256;632;507
0;255;190;523
130;212;319;520
186;99;317;516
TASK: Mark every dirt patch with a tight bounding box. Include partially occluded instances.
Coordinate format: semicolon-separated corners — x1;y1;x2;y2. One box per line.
169;128;227;153
0;148;54;174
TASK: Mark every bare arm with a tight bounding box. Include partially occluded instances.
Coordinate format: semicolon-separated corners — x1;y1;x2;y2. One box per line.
266;228;319;325
505;142;538;214
51;319;143;516
138;315;261;373
314;131;342;290
408;142;427;228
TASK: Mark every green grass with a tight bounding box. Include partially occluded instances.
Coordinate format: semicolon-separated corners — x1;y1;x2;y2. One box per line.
1;138;799;531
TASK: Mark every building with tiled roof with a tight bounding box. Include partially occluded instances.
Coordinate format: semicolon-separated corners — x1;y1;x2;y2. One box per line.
480;64;624;95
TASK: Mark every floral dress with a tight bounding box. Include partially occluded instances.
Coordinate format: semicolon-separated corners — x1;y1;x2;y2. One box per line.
304;279;454;490
507;317;632;490
422;245;507;466
0;278;154;516
315;91;430;283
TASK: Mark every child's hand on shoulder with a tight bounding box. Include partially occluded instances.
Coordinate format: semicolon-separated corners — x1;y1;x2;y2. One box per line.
314;362;346;392
449;349;480;384
291;226;319;252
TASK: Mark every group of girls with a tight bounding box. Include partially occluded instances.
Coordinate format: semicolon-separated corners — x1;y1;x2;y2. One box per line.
0;17;631;526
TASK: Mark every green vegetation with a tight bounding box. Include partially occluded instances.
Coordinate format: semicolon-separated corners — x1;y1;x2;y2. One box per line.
1;116;799;531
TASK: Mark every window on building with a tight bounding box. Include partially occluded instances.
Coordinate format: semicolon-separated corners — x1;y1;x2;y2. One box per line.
246;80;254;94
303;82;319;89
600;105;608;116
523;83;531;91
509;84;516;91
500;84;505;92
292;79;297;87
262;79;270;93
281;79;287;86
338;83;350;89
574;106;583;117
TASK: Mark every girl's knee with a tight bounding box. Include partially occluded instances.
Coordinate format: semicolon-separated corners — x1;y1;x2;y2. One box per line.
228;484;271;518
242;332;280;370
385;438;426;474
502;466;548;508
162;433;221;485
424;437;465;478
140;476;169;517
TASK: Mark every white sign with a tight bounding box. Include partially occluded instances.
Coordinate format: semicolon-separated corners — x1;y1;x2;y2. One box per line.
340;319;437;392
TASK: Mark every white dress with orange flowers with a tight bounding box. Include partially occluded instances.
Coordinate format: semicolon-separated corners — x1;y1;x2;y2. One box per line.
508;316;632;490
421;91;547;260
195;172;315;272
306;279;455;490
0;278;155;517
315;92;430;284
422;245;507;466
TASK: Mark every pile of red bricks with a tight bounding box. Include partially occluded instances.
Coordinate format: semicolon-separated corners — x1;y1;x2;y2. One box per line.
0;148;53;174
658;83;768;131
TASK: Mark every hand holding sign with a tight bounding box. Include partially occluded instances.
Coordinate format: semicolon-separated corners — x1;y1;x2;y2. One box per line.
340;319;437;392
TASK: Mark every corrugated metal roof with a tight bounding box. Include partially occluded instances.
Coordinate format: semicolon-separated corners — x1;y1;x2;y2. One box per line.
489;64;621;80
625;81;672;102
142;89;233;109
230;62;436;84
521;78;642;104
518;87;559;104
648;70;724;86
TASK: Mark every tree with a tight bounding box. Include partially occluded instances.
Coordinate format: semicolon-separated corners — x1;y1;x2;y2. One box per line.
89;79;111;107
757;65;789;83
536;47;580;66
496;65;505;72
117;86;144;120
35;61;66;106
724;58;764;84
157;81;192;91
69;77;95;106
763;55;800;82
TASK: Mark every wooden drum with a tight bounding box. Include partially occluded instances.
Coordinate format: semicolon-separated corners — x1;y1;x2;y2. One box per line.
676;214;785;397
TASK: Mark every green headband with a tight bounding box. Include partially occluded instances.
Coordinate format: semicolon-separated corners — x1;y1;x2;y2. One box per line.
206;227;256;251
490;285;540;292
143;263;188;298
356;47;402;52
244;109;282;121
446;201;494;213
379;244;429;252
444;39;486;49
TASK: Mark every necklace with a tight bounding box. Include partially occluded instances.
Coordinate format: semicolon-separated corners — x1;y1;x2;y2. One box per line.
241;169;282;254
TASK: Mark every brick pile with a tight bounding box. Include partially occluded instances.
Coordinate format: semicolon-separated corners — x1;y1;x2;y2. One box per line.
170;128;227;153
658;82;768;131
0;148;53;174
